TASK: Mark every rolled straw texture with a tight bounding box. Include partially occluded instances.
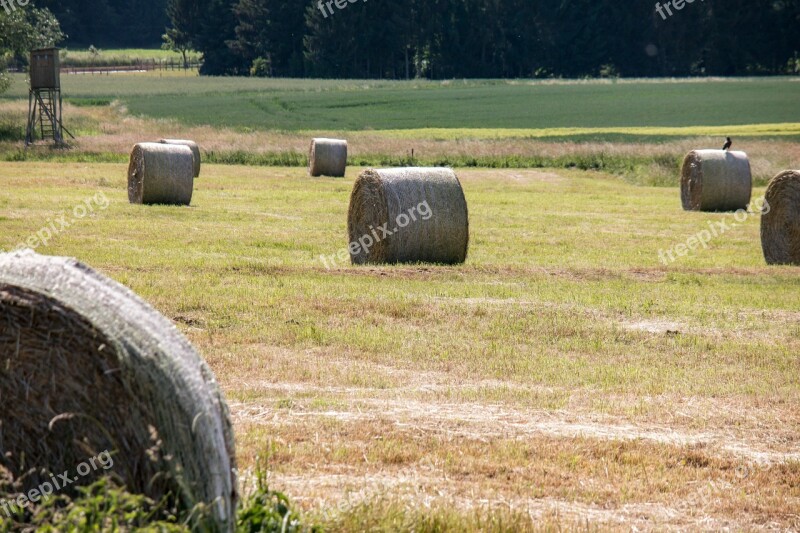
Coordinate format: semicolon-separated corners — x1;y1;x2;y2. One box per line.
681;150;752;211
128;142;194;205
347;167;469;265
308;138;347;177
761;170;800;265
159;139;201;178
0;250;237;531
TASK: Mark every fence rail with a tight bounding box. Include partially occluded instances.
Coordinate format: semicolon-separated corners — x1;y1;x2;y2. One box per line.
59;60;202;75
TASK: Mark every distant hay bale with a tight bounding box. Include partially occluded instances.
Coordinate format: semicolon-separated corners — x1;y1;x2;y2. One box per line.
308;138;347;177
347;167;469;265
761;170;800;265
0;250;237;531
128;142;194;205
159;139;201;178
681;150;752;211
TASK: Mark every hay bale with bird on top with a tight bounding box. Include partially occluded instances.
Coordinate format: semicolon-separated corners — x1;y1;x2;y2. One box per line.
128;142;194;205
347;167;469;265
0;250;238;531
681;149;752;212
308;138;347;177
761;170;800;265
159;139;201;178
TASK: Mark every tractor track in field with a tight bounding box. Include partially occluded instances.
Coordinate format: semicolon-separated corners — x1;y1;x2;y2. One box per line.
230;395;800;465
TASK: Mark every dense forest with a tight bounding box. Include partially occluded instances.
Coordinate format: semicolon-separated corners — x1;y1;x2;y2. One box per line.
28;0;800;78
32;0;169;48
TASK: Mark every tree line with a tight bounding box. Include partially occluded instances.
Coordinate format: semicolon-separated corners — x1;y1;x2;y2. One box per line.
16;0;800;79
171;0;800;78
32;0;168;48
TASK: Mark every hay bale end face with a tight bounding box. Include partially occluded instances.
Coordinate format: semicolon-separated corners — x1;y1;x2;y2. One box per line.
347;167;469;265
159;139;201;178
128;142;194;205
309;138;348;177
761;170;800;265
681;150;752;211
0;250;237;530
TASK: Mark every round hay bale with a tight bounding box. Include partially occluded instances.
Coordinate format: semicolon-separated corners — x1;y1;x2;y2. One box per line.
159;139;201;178
347;167;469;265
761;170;800;265
0;250;237;530
128;142;194;206
308;138;347;177
681;150;752;211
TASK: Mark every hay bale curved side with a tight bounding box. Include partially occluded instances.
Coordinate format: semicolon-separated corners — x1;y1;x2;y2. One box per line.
681;150;752;211
160;139;201;178
128;142;194;205
308;138;347;177
347;167;469;265
0;250;237;531
761;170;800;265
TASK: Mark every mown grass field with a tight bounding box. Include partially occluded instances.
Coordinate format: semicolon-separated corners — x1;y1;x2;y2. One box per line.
1;72;799;529
1;161;799;529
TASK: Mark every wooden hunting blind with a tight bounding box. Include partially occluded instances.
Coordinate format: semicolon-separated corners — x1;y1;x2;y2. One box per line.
26;48;72;146
29;47;60;89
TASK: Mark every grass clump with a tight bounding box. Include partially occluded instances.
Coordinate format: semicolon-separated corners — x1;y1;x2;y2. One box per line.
0;462;313;532
237;469;311;533
0;477;185;532
323;498;585;532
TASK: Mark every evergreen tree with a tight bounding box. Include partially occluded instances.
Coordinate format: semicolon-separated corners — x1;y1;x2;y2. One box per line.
28;0;800;78
192;0;246;75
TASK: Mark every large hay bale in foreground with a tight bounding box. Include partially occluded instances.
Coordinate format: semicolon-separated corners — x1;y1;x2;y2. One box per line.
160;139;201;178
681;150;752;211
308;138;347;177
128;142;194;205
761;170;800;265
0;250;237;531
347;167;469;265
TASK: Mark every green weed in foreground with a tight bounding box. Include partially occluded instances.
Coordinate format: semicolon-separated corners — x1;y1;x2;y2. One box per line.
237;469;310;533
0;478;184;532
0;473;313;532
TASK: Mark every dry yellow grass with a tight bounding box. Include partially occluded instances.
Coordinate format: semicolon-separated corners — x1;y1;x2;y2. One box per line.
2;101;799;184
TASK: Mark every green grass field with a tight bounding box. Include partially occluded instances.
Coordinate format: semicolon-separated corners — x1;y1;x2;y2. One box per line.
4;74;800;136
58;48;202;67
1;70;799;530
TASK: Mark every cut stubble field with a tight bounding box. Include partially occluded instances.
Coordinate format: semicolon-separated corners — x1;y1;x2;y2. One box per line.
1;161;798;529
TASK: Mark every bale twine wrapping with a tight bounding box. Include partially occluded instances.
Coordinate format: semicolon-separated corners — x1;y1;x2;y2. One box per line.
347;167;469;265
128;142;194;205
159;139;201;178
681;150;752;211
761;170;800;265
308;138;347;177
0;250;237;531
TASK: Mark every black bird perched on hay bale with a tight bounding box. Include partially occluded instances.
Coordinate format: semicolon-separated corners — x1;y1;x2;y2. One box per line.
722;137;733;151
